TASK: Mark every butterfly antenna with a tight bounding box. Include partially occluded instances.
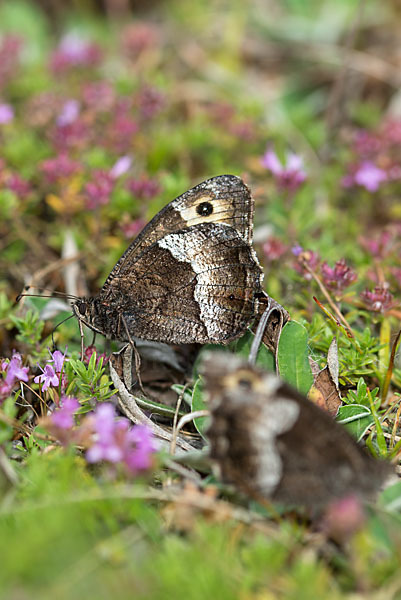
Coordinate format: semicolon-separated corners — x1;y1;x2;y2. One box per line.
16;286;80;303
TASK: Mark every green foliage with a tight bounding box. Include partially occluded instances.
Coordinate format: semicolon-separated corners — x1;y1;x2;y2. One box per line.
10;309;45;348
65;352;116;411
277;320;313;395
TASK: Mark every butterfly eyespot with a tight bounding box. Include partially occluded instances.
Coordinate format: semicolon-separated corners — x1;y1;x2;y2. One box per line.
237;377;253;390
196;201;213;216
77;301;87;316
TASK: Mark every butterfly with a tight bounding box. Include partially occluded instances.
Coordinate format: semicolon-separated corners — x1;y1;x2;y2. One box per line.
203;352;391;511
73;175;269;346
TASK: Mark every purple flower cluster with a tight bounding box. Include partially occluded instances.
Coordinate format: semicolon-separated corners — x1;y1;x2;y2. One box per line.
50;33;102;73
121;218;147;240
83;345;108;366
51;396;80;429
0;352;29;403
41;153;82;183
86;403;157;473
360;286;394;313
262;236;288;262
48;400;157;475
34;349;68;392
0;103;14;125
292;245;320;280
208;101;256;141
342;161;387;192
121;22;159;60
323;495;366;542
0;161;31;199
359;229;397;259
321;259;357;293
343;119;401;192
0;26;169;213
126;175;161;199
292;245;397;313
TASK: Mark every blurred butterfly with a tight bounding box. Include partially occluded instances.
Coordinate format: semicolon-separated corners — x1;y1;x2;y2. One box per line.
203;352;390;511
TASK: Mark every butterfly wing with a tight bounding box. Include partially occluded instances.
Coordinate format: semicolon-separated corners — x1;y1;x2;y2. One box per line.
101;174;255;293
98;222;263;344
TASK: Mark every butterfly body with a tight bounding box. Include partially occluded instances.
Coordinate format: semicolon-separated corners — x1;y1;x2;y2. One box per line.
73;175;264;345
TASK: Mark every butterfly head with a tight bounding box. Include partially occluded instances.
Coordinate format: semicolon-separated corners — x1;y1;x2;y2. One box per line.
72;297;103;334
201;351;281;408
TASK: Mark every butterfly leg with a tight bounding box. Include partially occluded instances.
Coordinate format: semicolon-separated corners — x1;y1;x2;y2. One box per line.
78;317;85;360
121;314;146;395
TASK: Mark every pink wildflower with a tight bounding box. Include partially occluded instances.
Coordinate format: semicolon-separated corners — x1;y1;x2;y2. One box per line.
261;148;307;191
0;103;14;124
360;285;394;313
321;259;357;293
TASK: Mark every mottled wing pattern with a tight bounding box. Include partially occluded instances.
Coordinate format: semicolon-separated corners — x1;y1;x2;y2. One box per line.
101;175;254;293
101;223;262;344
204;353;390;510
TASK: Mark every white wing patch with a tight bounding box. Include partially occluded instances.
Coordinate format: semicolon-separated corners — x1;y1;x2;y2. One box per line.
253;397;300;494
158;226;246;340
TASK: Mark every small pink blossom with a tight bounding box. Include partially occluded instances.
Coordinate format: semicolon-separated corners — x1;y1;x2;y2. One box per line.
2;352;29;386
85;170;114;209
359;230;394;258
51;119;90;152
41;154;81;183
107;114;138;153
122;218;146;239
292;246;320;280
321;259;357;293
121;23;159;59
261;148;307;191
86;403;158;473
110;155;132;179
322;495;366;542
34;364;59;391
51;396;80;430
0;353;29;402
6;173;31;198
48;349;67;373
126;175;160;199
50;34;102;72
360;285;394;313
56;99;80;126
262;237;288;262
82;81;116;112
0;103;14;124
83;345;108;366
136;86;165;120
353;161;387;192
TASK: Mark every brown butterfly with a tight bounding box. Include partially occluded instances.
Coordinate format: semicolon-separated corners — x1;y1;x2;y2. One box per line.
72;175;275;347
203;352;391;511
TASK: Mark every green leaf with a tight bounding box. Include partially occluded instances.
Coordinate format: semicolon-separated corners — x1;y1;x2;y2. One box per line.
193;330;275;379
277;321;313;395
336;404;374;441
378;480;401;512
191;377;209;439
229;330;275;371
